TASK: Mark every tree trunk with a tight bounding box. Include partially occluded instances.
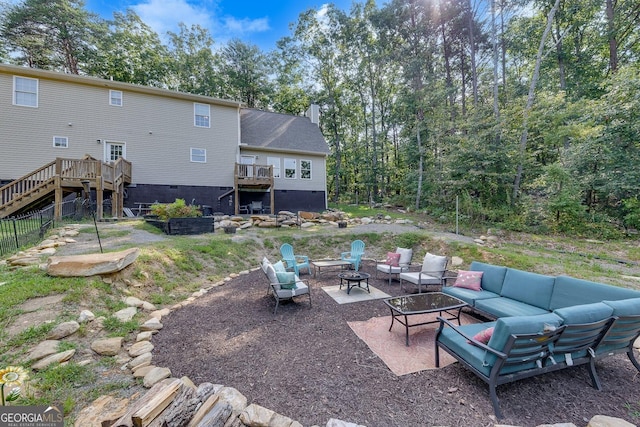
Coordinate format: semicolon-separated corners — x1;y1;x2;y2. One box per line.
491;0;500;120
467;0;479;106
512;0;561;202
415;116;424;211
606;0;618;73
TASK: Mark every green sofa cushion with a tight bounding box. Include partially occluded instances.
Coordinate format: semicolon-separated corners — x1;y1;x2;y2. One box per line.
442;286;499;307
437;322;497;377
475;297;550;318
551;303;614;360
469;261;507;295
484;313;563;368
553;302;614;324
500;269;555;310
603;298;640;316
549;276;640;310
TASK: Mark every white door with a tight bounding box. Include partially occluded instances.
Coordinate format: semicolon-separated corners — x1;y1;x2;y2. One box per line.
240;155;255;177
105;142;126;162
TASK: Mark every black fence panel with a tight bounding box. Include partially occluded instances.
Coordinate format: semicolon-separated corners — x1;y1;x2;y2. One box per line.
0;198;82;258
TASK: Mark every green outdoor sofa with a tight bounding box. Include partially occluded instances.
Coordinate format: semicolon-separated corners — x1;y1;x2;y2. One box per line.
436;261;640;419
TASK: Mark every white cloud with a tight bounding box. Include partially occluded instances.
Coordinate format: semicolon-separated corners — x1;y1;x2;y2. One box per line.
131;0;214;36
129;0;269;42
223;16;270;35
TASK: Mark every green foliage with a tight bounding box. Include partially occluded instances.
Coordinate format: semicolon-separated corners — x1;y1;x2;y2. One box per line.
624;401;640;419
150;199;202;221
394;233;423;250
101;316;139;337
623;197;640;231
20;363;95;415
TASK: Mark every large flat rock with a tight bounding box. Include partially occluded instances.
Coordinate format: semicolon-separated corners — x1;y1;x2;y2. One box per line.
46;248;139;277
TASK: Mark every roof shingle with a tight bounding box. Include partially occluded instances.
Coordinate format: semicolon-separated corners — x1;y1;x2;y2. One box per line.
240;109;330;155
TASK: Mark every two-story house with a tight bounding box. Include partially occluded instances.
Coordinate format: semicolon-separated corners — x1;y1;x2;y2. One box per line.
0;63;329;218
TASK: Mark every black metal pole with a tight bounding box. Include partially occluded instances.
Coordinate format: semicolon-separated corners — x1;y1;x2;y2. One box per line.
81;180;103;253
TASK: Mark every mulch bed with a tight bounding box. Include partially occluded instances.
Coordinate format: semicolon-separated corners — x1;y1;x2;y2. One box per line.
151;261;640;427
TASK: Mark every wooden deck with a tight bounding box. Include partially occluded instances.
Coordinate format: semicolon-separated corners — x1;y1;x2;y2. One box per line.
0;156;132;219
234;163;274;215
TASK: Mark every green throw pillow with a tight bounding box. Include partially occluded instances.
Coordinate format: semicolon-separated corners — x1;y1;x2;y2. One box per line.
276;271;297;289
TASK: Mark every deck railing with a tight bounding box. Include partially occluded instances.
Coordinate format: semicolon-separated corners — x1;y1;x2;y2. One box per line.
235;163;273;183
0;157;132;218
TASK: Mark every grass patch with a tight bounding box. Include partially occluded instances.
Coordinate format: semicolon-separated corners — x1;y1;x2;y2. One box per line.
20;363;96;414
102;316;140;337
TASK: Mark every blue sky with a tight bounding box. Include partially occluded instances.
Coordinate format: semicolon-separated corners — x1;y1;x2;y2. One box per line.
84;0;379;52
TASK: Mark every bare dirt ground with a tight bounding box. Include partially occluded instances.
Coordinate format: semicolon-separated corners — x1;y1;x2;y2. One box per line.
151;263;640;427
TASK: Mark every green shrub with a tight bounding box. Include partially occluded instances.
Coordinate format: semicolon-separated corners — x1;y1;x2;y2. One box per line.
150;199;202;221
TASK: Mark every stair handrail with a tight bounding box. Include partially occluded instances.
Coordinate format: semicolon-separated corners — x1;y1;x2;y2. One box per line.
0;160;57;206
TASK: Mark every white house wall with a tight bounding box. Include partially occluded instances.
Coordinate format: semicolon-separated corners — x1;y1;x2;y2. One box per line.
0;67;238;187
239;149;327;192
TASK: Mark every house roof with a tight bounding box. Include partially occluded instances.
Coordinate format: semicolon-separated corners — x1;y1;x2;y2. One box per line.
0;63;242;108
240;109;330;156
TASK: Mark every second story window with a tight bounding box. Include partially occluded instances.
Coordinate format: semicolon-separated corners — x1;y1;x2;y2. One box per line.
14;76;38;107
191;148;207;163
194;103;210;128
110;90;123;106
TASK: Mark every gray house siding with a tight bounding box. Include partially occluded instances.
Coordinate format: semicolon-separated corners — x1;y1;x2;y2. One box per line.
1;65;330;215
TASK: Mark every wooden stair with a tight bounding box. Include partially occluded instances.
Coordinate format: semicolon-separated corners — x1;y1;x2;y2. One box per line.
0;156;132;219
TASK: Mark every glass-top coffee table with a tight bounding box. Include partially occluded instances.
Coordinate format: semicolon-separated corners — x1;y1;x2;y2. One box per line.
383;292;468;346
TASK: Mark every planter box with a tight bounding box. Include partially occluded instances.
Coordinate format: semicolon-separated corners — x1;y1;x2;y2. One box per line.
145;217;214;235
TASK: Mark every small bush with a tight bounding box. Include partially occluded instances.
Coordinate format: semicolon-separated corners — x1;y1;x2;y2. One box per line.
150;199;202;221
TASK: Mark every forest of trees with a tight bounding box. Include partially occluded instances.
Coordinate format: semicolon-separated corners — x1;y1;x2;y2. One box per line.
1;0;639;237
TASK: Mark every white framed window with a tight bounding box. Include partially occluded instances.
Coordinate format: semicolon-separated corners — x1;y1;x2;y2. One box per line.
13;76;38;107
284;158;296;179
191;148;207;163
267;156;281;178
301;159;312;179
194;103;210;128
105;141;126;162
109;90;123;106
53;136;68;148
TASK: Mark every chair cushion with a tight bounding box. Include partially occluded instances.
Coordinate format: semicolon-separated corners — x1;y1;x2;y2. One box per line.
377;264;406;274
469;261;507;294
275;281;309;297
553;302;613;324
276;271;297;289
385;252;401;266
438;322;497;377
603;298;640;316
549;276;640;310
265;263;278;284
484;313;563;368
475;297;550;318
273;261;286;272
396;247;413;265
500;268;555;310
399;271;441;285
442;286;500;306
421;253;447;278
261;257;271;273
453;270;483;291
